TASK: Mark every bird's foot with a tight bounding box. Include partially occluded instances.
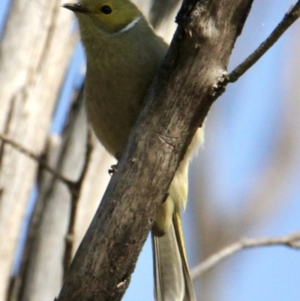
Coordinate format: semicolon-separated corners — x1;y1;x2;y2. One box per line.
108;164;118;176
108;152;122;176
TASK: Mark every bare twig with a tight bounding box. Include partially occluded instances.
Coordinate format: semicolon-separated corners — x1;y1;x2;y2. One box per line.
191;231;300;280
0;127;94;277
63;129;94;276
0;133;74;188
1;127;95;283
0;130;93;198
229;1;300;82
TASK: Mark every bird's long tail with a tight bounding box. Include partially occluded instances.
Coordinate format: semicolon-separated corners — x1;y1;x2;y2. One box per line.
152;212;196;301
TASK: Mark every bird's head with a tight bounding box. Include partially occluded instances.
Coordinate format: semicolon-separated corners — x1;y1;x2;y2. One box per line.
62;0;142;35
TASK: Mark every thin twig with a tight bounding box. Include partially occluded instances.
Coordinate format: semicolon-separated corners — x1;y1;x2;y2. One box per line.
0;128;95;277
191;231;300;280
63;129;94;276
229;1;300;82
0;132;74;188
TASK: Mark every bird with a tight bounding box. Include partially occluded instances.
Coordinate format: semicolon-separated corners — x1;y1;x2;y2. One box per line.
62;1;203;300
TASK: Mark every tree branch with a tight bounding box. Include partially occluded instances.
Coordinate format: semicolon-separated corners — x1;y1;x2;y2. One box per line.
229;0;300;82
191;231;300;280
0;132;73;188
0;130;93;200
56;1;254;301
63;129;94;277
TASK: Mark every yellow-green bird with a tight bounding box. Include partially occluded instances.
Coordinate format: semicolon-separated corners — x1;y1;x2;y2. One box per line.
63;1;202;300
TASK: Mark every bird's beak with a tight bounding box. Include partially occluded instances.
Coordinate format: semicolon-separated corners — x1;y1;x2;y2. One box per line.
62;3;90;14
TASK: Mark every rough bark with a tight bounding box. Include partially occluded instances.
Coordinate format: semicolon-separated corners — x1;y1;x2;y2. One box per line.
56;1;253;301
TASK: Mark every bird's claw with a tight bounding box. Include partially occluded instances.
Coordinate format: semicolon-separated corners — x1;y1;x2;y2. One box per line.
108;164;118;176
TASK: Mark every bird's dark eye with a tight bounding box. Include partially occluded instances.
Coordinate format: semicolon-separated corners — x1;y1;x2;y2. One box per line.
100;5;112;14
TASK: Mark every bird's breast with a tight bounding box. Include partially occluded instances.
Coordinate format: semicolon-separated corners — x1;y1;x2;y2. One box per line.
84;64;145;156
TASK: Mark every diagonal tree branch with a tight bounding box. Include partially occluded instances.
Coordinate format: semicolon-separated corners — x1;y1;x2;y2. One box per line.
0;133;73;188
56;1;254;301
191;231;300;280
229;0;300;82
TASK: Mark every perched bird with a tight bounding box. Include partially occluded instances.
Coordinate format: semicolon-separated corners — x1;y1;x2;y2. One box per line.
63;1;203;300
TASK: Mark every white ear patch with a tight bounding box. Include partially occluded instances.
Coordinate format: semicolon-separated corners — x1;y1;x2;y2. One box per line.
117;17;141;34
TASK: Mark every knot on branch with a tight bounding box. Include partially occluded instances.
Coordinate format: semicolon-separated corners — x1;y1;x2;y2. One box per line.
211;71;229;97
